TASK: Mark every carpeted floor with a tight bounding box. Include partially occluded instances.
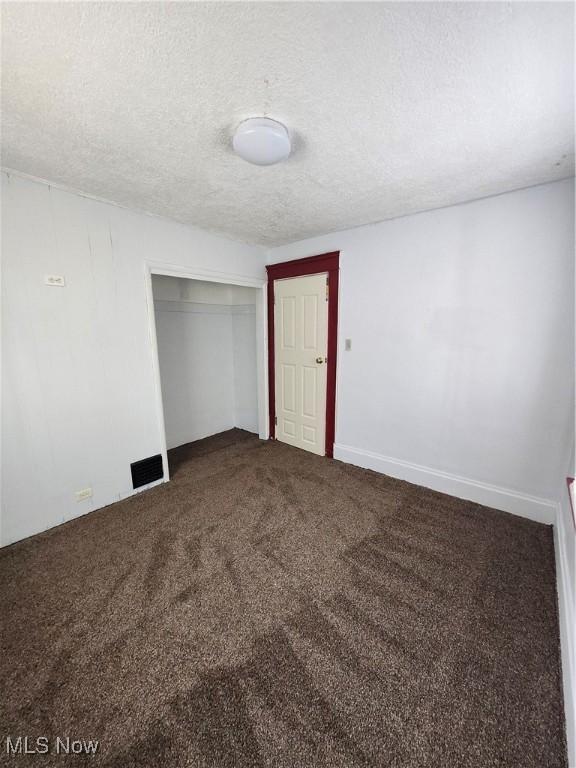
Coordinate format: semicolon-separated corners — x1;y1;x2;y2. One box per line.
0;429;567;767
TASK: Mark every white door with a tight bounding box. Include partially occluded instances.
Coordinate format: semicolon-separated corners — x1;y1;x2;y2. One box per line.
274;273;328;455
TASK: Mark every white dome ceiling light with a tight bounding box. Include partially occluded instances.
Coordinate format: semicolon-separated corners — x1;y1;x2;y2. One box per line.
233;117;291;166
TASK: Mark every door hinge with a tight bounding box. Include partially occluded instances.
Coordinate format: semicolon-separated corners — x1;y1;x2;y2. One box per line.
326;277;329;301
275;416;277;425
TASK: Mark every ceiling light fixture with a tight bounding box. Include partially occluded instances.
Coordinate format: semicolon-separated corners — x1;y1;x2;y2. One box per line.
233;117;291;166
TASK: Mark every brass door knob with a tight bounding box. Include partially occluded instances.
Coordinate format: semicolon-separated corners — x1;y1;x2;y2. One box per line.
316;357;325;364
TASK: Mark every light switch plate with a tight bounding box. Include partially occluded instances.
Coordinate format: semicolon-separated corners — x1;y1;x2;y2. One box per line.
45;275;66;287
345;338;352;351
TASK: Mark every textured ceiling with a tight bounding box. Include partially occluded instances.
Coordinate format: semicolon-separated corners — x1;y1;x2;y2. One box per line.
2;2;574;246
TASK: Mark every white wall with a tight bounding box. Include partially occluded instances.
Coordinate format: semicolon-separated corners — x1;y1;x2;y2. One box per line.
269;179;576;758
268;179;575;519
154;301;236;449
3;169;573;751
1;172;266;546
2;172;573;536
152;277;258;448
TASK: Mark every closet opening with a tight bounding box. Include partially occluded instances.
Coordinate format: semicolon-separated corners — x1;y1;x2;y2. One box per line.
148;272;266;479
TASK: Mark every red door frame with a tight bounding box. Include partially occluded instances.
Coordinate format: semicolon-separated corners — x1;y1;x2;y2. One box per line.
266;251;340;458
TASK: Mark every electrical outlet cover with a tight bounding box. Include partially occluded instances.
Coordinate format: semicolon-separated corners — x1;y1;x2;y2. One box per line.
45;275;66;287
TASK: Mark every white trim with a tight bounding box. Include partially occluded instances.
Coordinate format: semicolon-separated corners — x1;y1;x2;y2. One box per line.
256;283;270;441
147;260;265;288
144;264;170;488
333;443;557;524
144;263;269;474
555;502;576;768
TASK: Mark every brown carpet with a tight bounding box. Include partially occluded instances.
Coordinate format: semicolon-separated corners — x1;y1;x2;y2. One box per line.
0;429;567;767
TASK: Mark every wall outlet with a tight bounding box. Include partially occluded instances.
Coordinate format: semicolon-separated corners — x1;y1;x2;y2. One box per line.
75;487;92;502
45;275;66;287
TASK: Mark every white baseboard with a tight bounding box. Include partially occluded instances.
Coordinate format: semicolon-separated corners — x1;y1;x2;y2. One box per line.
554;502;576;768
333;443;557;524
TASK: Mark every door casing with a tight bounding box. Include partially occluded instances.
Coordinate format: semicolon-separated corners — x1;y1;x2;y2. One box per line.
266;251;339;458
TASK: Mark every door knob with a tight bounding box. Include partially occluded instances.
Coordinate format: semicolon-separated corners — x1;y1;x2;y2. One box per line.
316;357;325;364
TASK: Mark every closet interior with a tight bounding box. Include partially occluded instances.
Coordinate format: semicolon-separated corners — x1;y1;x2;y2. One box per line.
152;275;259;451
